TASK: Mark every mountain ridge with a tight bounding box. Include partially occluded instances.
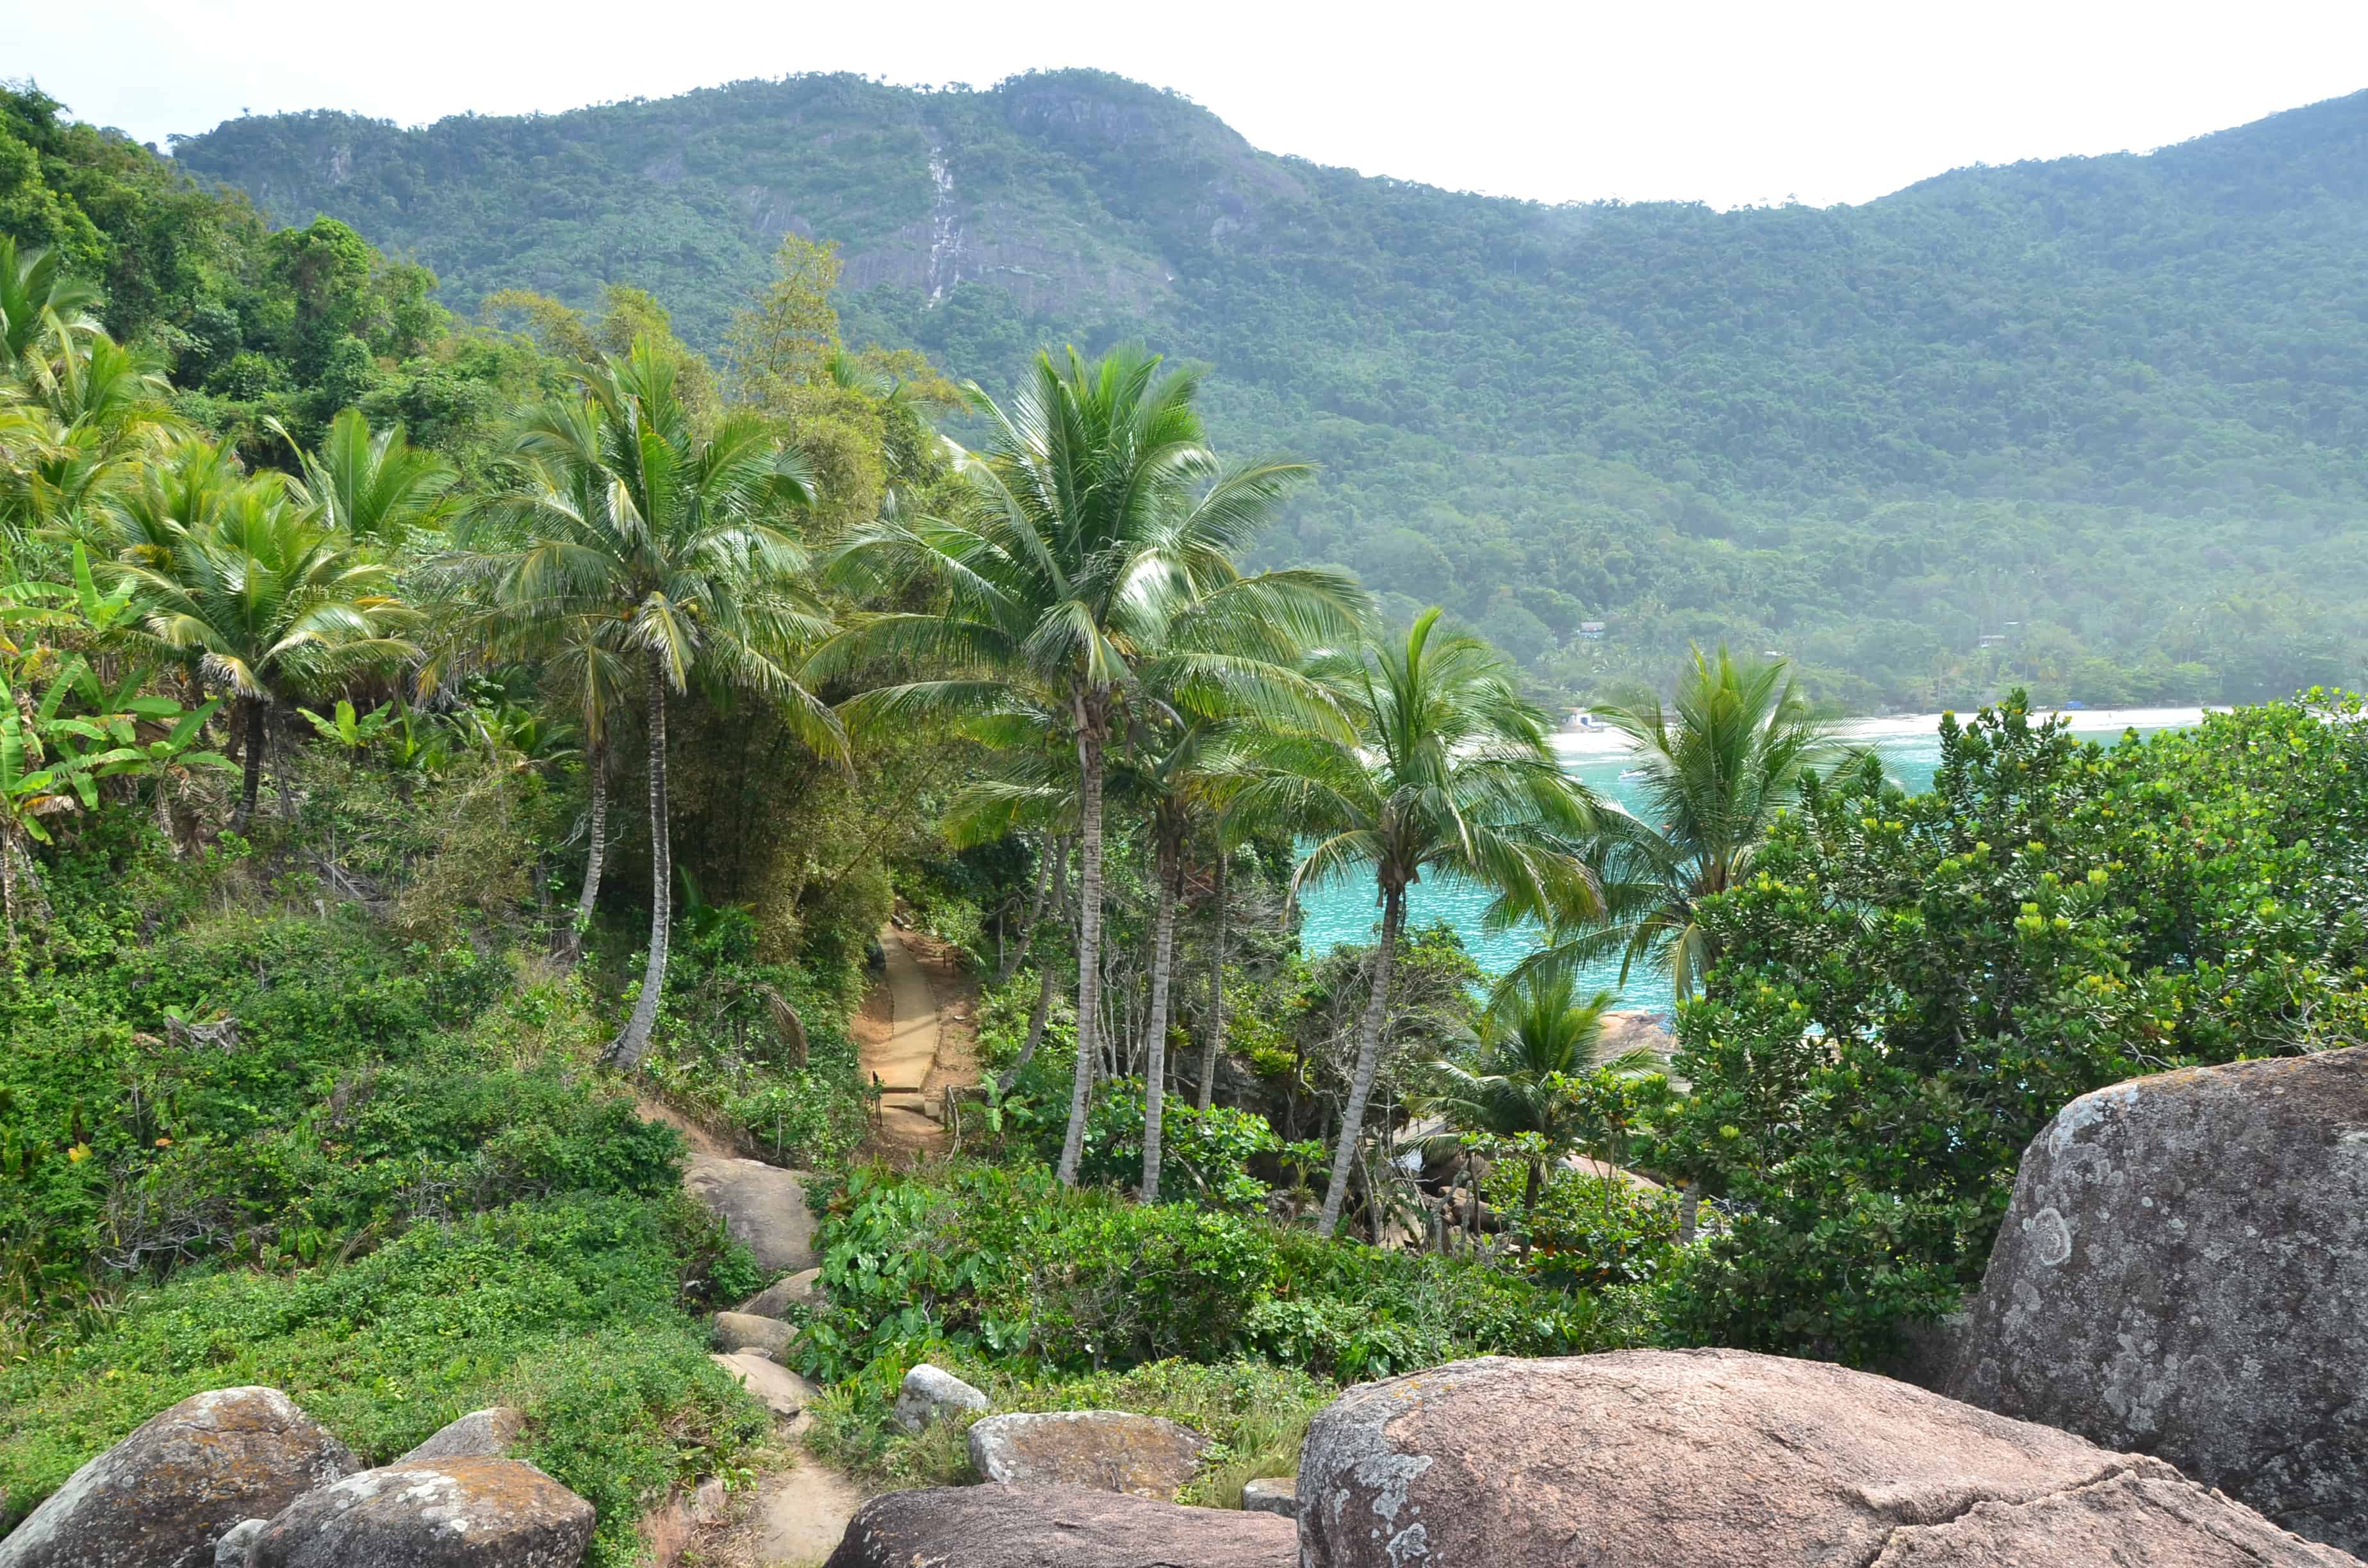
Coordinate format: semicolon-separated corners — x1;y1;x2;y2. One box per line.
172;71;2368;708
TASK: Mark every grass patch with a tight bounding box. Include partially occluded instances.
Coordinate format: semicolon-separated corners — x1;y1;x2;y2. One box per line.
802;1355;1334;1499
0;1195;769;1568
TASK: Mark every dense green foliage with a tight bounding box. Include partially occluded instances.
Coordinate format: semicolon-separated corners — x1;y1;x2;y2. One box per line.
792;1161;1645;1389
1;1197;766;1567
1650;694;2368;1360
172;72;2368;706
0;767;785;1564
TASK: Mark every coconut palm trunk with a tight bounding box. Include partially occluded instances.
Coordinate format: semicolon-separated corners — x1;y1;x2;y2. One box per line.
569;741;609;956
1140;838;1180;1201
607;653;672;1070
1197;849;1226;1112
999;838;1066;1093
995;832;1057;987
1319;883;1405;1238
1056;714;1108;1185
232;698;267;835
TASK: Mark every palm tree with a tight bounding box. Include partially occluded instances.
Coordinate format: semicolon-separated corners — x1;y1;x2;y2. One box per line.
1511;646;1843;1001
1414;972;1657;1219
3;332;179;535
812;343;1363;1185
1112;712;1230;1202
115;477;422;832
1226;607;1600;1237
939;710;1080;1097
0;238;101;382
459;336;842;1068
269;408;457;551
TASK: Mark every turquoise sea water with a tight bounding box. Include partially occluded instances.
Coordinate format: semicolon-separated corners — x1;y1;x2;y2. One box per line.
1294;716;2187;1013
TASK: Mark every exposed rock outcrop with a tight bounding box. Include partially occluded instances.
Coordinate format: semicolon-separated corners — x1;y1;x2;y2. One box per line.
0;1387;356;1568
710;1312;791;1359
738;1267;823;1318
1239;1477;1297;1518
967;1410;1205;1499
396;1407;524;1464
819;1484;1292;1568
247;1457;593;1568
1295;1350;2358;1568
1941;1047;2368;1555
211;1522;267;1568
893;1364;987;1434
681;1156;818;1274
709;1352;818;1419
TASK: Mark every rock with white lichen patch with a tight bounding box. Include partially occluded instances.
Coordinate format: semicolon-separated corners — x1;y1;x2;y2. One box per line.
892;1363;987;1434
0;1386;356;1568
819;1484;1290;1567
246;1457;593;1568
1294;1350;2359;1567
395;1407;525;1464
967;1410;1205;1499
1940;1047;2368;1556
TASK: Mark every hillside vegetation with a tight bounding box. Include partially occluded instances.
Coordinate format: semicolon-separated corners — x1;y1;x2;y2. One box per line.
170;70;2368;708
5;72;2368;1560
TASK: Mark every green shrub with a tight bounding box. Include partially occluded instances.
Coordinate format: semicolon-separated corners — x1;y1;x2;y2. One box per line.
1478;1162;1687;1291
640;904;869;1166
1075;1084;1278;1212
792;1161;1646;1387
1652;694;2368;1362
0;1196;768;1567
803;1354;1333;1497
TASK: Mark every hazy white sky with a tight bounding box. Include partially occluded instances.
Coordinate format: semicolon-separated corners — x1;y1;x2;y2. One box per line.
16;1;2367;209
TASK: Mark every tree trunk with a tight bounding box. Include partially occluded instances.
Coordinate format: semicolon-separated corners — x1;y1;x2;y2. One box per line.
0;831;17;945
995;833;1057;987
998;839;1066;1093
274;706;296;824
1196;847;1226;1112
1317;884;1404;1238
1140;836;1180;1202
231;698;266;835
568;742;609;958
1056;713;1107;1186
1463;1150;1481;1253
606;657;671;1070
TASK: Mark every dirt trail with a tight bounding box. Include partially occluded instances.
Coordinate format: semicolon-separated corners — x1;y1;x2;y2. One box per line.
744;1458;866;1567
648;924;983;1565
856;921;979;1161
634;1092;736;1159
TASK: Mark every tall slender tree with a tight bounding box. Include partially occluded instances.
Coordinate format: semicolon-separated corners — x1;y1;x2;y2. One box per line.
1196;834;1229;1113
814;343;1362;1184
1507;646;1845;1001
458;336;842;1067
1227;608;1600;1237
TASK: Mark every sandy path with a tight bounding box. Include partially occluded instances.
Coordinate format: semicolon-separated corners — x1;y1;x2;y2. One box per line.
745;1458;867;1567
857;922;981;1160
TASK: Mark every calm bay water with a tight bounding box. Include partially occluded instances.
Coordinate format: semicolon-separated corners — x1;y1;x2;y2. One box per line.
1294;714;2192;1013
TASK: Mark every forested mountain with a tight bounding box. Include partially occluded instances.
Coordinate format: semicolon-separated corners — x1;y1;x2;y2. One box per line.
163;72;2368;708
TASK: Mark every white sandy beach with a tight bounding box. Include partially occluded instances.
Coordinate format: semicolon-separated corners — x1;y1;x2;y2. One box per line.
1554;706;2216;757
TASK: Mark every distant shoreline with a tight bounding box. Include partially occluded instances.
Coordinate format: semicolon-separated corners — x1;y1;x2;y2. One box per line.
1553;705;2214;757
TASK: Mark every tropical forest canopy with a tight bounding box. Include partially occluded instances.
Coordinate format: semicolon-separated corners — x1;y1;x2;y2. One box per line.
156;69;2368;712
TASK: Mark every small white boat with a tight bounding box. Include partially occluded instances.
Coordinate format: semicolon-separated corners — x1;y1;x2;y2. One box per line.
1618;767;1650;782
